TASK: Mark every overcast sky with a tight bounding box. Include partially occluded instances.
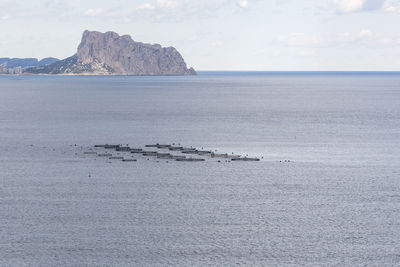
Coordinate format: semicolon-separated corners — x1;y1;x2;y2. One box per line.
0;0;399;70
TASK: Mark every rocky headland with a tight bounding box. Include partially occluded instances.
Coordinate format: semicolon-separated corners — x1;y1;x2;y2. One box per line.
25;30;196;76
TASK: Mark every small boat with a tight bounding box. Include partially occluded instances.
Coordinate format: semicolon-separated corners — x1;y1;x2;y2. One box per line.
176;158;205;162
94;145;107;148
109;156;124;160
122;159;137;162
84;152;97;154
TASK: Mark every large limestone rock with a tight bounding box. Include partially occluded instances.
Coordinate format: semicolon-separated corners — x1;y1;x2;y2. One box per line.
26;30;196;75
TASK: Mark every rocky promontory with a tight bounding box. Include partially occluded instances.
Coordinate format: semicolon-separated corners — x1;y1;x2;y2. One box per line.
26;30;196;76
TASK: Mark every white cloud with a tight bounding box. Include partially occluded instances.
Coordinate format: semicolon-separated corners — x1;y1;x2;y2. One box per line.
343;32;351;37
84;9;103;17
325;0;387;13
358;29;373;37
299;50;315;56
383;0;400;13
156;0;180;9
211;41;224;47
1;15;10;20
277;33;322;46
332;0;363;12
136;3;156;10
237;0;249;8
122;17;131;23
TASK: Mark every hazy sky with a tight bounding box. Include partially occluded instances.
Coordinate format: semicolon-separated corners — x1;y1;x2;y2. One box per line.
0;0;399;70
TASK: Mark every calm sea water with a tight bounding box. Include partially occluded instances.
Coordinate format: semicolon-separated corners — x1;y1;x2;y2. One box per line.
1;72;400;266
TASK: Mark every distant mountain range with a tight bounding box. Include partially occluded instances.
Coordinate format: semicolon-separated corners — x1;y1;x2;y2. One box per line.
0;57;59;69
23;30;196;76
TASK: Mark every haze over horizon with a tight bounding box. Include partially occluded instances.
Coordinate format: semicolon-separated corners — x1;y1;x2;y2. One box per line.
0;0;399;71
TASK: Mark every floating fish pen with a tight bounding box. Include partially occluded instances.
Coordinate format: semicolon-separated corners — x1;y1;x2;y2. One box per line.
231;157;260;161
176;158;205;162
196;150;212;155
104;145;120;149
181;150;199;154
169;146;184;151
142;152;158;156
157;153;171;156
122;159;137;162
116;147;131;152
156;144;171;149
145;144;159;148
157;155;186;159
211;153;229;158
90;143;262;163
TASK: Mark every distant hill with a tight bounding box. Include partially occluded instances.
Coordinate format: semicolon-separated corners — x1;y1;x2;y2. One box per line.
26;30;196;75
0;57;59;69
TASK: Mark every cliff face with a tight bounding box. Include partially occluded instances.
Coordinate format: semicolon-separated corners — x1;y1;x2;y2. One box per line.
77;30;195;75
26;30;196;75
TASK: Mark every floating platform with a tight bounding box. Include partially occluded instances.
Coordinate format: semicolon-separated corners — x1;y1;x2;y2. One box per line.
122;159;137;162
104;145;120;149
157;155;186;159
156;144;171;149
181;150;198;154
142;152;158;156
196;150;212;155
109;156;124;160
176;158;205;162
145;144;159;148
211;153;229;158
231;157;260;161
98;153;112;157
169;146;184;151
116;147;131;152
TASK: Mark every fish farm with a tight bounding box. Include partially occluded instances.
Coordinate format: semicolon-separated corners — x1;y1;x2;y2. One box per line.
85;143;262;163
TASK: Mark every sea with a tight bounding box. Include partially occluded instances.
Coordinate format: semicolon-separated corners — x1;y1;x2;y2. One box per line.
1;72;400;266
